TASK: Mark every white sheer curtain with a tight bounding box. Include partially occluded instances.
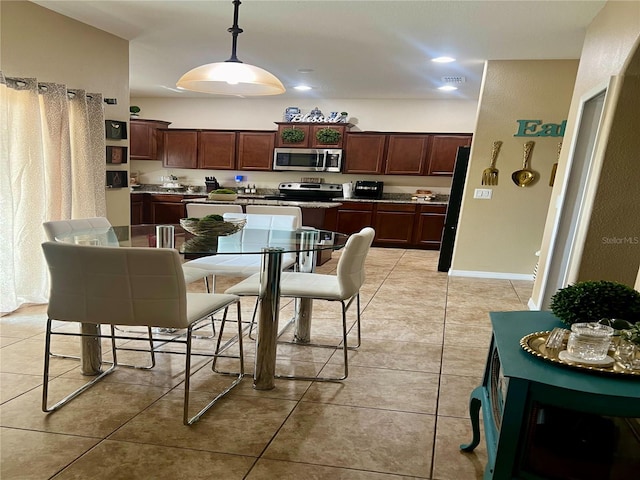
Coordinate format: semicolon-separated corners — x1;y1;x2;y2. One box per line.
0;73;106;313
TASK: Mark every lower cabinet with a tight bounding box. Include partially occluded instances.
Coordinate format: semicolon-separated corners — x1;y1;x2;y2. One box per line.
131;194;144;225
336;202;374;235
336;201;447;249
131;194;206;225
373;203;416;245
414;204;447;249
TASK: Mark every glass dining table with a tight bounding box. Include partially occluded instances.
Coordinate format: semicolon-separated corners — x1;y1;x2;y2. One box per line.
55;223;349;390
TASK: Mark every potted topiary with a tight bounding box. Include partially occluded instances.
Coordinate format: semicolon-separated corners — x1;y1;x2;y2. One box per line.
130;105;141;118
280;127;305;144
316;127;341;145
549;280;640;326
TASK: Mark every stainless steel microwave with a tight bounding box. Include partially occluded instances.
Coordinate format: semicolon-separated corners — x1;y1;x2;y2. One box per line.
273;148;342;172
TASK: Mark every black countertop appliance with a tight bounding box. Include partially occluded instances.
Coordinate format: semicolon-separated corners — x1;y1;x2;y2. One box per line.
353;180;384;199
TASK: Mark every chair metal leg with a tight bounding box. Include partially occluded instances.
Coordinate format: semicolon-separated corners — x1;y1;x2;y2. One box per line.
42;319;116;413
185;303;244;425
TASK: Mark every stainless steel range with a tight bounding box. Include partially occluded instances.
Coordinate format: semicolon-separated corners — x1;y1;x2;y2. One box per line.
264;182;344;202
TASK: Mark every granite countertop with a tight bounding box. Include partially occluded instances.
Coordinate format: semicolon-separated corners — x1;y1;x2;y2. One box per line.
185;197;341;209
131;185;449;206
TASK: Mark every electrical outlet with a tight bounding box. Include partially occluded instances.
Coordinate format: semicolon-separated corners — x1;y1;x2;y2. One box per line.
474;188;493;199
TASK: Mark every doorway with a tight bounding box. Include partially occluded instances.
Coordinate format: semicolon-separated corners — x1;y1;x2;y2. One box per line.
539;90;606;309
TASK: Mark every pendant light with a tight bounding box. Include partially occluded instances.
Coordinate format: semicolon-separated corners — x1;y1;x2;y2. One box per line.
176;0;285;96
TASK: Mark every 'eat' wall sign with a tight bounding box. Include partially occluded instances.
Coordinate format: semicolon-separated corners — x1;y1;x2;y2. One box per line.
514;119;566;137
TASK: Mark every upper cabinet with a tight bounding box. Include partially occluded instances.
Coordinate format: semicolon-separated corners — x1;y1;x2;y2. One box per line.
384;134;431;175
343;133;387;174
427;134;472;176
237;131;276;171
160;130;198;169
198;131;237;170
275;123;348;149
160;130;237;170
130;119;171;160
344;132;472;176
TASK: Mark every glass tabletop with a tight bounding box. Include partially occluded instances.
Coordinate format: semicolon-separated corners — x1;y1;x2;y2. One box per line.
56;224;349;256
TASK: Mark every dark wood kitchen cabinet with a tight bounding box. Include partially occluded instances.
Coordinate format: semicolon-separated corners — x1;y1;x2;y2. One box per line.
131;193;205;225
198;131;236;170
237;131;275;171
310;124;347;148
275;124;310;148
150;196;186;224
345;131;472;176
343;133;387;174
373;203;417;245
336;202;374;235
427;134;472;176
130;194;145;225
130;119;171;160
161;130;198;168
384;134;431;175
275;123;348;149
161;130;237;170
414;204;447;249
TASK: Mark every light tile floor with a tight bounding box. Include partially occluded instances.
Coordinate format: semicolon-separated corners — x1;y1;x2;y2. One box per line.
1;248;533;479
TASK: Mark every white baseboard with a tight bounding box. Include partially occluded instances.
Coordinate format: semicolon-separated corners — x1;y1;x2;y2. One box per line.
448;269;535;281
527;298;540;310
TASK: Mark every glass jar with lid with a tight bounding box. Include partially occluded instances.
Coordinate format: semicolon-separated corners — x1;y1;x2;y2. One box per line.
566;322;614;361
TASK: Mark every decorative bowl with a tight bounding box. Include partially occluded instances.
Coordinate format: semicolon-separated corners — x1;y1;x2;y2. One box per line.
179;217;245;237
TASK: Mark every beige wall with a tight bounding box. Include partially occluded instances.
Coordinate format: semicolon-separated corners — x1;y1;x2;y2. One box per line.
531;0;640;307
1;1;130;228
450;60;579;278
129;97;478;193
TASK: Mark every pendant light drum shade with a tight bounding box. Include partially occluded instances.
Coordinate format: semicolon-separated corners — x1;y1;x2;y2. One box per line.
176;0;285;96
177;61;285;96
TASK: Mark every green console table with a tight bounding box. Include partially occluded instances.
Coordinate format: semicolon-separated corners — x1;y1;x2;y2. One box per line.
461;311;640;480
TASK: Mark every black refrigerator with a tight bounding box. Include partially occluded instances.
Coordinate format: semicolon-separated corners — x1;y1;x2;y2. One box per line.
437;146;470;272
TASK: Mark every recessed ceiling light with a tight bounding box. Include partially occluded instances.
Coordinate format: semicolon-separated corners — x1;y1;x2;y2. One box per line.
432;56;456;63
293;85;313;91
438;85;458;91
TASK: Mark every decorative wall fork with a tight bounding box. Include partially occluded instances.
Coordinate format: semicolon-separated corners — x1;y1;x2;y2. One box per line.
481;141;502;185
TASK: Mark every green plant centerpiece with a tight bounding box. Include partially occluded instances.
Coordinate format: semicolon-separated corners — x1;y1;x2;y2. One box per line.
280;127;305;144
130;105;141;117
316;127;341;144
549;280;640;326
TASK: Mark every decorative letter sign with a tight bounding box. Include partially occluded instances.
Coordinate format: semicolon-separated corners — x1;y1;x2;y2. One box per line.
514;120;566;137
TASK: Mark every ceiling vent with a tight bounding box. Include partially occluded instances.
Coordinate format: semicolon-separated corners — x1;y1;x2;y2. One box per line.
441;76;466;84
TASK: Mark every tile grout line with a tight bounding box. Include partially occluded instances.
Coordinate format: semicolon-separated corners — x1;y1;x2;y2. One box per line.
429;273;450;480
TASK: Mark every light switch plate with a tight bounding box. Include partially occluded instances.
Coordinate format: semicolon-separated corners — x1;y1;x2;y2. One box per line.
474;188;493;199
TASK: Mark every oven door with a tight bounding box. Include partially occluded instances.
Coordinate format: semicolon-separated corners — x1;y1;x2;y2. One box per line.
273;148;325;171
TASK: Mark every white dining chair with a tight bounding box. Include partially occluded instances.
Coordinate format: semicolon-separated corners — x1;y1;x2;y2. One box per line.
41;241;244;425
245;205;303;228
183;213;299;292
186;203;243;218
43;217;119;246
225;226;375;381
43;217;207;286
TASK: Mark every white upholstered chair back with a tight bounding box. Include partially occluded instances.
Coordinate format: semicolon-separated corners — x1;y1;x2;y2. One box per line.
336;227;375;299
42;242;189;328
43;217;118;246
245;206;303;228
218;213;297;253
186;203;243;218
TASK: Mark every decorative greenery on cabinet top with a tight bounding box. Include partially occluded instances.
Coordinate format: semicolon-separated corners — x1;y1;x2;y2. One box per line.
280;127;305;143
316;127;341;144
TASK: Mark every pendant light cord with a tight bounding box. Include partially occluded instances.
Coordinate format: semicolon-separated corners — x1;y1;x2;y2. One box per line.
226;0;243;64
